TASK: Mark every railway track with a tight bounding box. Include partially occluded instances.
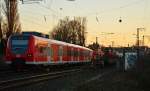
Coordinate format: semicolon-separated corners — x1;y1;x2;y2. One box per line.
0;70;13;74
0;68;82;90
0;69;39;82
0;64;89;82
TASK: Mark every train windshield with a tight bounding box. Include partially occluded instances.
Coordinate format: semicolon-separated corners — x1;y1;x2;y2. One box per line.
11;36;29;54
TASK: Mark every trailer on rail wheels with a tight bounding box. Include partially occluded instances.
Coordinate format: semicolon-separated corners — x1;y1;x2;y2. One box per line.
92;49;105;68
91;47;119;68
5;32;93;71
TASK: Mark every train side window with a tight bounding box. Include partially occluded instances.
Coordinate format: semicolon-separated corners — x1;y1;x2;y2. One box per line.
71;48;74;56
67;49;69;56
85;51;88;56
78;50;80;56
47;47;50;56
63;47;66;56
43;47;47;56
80;51;83;56
77;50;79;56
75;50;78;57
87;51;89;56
85;51;87;56
83;51;85;56
74;50;77;57
75;51;77;57
74;51;76;56
82;51;84;56
39;46;47;56
84;51;86;56
39;46;43;53
67;48;71;56
59;46;63;56
50;48;53;56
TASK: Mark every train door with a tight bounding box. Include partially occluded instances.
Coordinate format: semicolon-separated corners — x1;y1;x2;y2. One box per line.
84;50;86;62
59;46;63;63
67;46;71;62
47;43;51;63
51;44;58;63
78;48;80;62
62;46;67;62
74;48;77;62
71;47;74;62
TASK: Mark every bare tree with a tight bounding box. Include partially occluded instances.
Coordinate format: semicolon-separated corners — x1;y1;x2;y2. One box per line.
51;16;87;46
0;0;2;40
75;17;87;46
0;0;22;55
0;16;2;40
87;42;100;50
3;0;21;39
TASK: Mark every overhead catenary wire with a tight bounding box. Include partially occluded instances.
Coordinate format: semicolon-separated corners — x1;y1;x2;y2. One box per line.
87;0;147;24
86;0;144;16
21;16;52;30
19;3;59;16
19;0;61;30
19;0;60;23
37;3;61;16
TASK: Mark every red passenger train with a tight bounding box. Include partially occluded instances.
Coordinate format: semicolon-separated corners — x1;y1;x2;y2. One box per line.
5;32;93;69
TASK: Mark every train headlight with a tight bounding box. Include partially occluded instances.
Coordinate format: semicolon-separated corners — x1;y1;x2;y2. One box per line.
27;54;33;57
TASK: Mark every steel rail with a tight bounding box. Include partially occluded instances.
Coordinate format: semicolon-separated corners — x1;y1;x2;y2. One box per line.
0;68;81;90
0;70;13;74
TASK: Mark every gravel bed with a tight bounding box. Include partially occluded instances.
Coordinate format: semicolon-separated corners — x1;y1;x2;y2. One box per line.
8;66;115;91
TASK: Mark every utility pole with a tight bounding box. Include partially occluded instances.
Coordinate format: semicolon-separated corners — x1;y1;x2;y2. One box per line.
111;41;114;47
96;37;98;44
136;28;145;72
137;28;139;47
96;36;99;49
137;28;140;72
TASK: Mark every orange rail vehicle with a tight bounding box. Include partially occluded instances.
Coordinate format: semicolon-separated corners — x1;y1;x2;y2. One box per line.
5;32;93;70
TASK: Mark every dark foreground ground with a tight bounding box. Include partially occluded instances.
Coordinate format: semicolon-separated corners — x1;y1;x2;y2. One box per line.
75;55;150;91
0;55;150;91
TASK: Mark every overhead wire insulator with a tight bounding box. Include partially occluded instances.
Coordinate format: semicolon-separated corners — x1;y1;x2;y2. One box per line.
96;16;99;23
119;17;122;23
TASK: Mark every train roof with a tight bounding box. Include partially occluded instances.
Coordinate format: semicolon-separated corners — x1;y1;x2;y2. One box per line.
32;35;92;51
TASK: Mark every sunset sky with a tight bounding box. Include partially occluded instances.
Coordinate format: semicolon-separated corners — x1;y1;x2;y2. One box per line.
18;0;150;47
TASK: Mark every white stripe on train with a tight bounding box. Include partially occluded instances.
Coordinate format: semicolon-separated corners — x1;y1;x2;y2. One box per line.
5;60;91;65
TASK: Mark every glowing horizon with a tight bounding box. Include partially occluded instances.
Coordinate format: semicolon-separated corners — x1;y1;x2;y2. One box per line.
18;0;150;47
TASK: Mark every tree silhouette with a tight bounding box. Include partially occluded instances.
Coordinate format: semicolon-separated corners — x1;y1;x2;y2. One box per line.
0;0;21;55
51;17;87;46
88;42;100;50
0;15;2;40
3;0;21;39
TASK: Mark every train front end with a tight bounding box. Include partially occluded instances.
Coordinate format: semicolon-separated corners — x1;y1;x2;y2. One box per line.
5;34;34;69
